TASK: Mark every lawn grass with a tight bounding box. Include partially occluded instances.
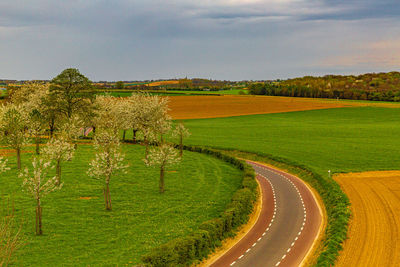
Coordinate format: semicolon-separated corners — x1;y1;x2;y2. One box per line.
178;107;400;175
1;144;242;266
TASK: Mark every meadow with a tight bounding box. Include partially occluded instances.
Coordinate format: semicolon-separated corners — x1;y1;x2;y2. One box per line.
1;144;243;266
179;107;400;175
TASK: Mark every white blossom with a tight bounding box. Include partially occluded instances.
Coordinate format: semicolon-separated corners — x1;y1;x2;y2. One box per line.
59;114;84;141
143;144;181;168
0;157;10;173
87;131;128;183
20;158;62;199
42;138;75;162
172;123;191;139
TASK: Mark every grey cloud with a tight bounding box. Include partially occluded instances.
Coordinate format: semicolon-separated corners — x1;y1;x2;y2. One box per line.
0;0;399;81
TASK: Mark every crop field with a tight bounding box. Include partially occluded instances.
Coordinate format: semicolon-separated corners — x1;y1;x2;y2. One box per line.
171;106;400;265
334;171;400;266
179;107;400;174
0;144;243;266
168;95;352;119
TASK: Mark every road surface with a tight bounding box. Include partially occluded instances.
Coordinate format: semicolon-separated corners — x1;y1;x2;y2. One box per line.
210;161;322;267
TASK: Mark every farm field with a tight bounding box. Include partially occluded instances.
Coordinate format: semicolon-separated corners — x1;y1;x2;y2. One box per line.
0;144;243;266
178;107;400;175
168;95;352;119
166;89;247;95
334;171;400;266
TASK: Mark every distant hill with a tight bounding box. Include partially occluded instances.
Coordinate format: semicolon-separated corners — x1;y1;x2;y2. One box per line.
249;72;400;101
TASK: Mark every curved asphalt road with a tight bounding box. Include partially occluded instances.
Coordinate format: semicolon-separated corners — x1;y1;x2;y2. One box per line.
210;161;322;267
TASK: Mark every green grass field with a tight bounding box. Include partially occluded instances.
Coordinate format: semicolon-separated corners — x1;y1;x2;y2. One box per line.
180;107;400;175
1;144;242;266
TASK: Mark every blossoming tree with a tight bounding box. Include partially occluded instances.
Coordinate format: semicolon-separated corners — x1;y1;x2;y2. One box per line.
87;131;128;210
20;158;62;235
144;144;180;193
42;138;75;185
0;104;28;169
172;123;191;157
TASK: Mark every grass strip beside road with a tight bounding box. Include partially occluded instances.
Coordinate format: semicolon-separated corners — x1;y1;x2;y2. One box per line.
218;150;348;266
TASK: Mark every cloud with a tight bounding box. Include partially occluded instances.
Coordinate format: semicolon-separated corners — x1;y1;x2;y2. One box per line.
0;0;399;80
320;38;400;68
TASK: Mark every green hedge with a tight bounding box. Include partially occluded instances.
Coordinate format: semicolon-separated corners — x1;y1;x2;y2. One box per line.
141;146;258;267
218;149;350;267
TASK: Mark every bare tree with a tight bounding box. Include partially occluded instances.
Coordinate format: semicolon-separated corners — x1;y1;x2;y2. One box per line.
0;158;22;265
172;123;191;157
0;202;24;266
87;131;128;210
20;158;62;235
144;144;180;193
42;138;75;186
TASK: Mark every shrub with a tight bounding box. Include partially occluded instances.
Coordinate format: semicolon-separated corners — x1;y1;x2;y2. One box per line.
142;146;258;266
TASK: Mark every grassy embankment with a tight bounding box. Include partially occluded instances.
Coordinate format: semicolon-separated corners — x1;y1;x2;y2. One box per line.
0;144;243;266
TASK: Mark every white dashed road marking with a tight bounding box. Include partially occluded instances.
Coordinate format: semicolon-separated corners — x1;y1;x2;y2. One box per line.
230;162;307;266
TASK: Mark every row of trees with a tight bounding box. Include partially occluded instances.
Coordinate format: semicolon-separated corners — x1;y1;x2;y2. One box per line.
249;72;400;101
0;69;190;239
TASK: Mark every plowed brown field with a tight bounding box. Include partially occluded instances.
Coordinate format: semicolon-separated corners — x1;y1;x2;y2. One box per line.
168;95;352;119
334;171;400;266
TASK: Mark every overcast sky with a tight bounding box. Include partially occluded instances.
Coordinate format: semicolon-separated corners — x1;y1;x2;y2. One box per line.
0;0;399;81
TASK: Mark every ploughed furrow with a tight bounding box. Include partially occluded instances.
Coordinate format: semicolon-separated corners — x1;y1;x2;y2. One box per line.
335;171;400;267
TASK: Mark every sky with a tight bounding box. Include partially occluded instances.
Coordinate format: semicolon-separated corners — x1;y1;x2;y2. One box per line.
0;0;399;81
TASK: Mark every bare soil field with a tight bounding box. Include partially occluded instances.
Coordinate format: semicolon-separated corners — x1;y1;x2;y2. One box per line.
334;171;400;266
148;80;179;87
168;95;353;119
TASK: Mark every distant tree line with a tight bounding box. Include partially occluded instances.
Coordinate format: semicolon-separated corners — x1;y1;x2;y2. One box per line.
249;72;400;102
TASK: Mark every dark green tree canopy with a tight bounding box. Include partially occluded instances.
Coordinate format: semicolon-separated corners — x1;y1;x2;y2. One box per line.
114;81;125;89
50;68;94;118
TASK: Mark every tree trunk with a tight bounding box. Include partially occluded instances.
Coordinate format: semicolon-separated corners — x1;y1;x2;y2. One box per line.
122;130;126;141
36;199;42;235
180;135;183;157
49;117;55;138
92;126;96;137
16;148;21;170
132;129;137;144
35;136;40;155
159;165;165;193
160;134;164;144
145;142;149;160
104;182;112;210
56;159;61;185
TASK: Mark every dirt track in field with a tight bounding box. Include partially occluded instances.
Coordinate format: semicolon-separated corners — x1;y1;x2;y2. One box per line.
168;95;351;119
334;171;400;266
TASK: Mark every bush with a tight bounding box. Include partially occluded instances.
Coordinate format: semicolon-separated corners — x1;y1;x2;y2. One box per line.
142;146;258;266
